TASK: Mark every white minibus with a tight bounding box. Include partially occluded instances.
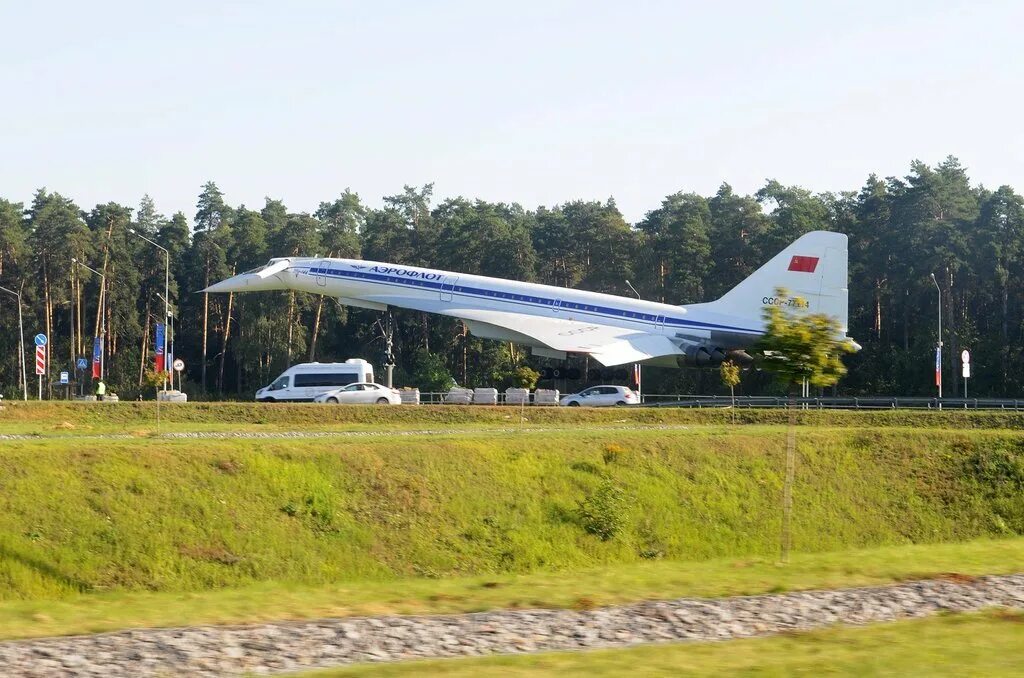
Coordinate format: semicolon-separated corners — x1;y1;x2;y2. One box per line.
255;360;375;402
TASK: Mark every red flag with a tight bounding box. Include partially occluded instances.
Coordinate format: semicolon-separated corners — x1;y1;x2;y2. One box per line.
788;255;819;273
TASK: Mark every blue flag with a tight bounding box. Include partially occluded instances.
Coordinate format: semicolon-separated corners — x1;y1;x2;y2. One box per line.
92;337;102;379
154;323;166;373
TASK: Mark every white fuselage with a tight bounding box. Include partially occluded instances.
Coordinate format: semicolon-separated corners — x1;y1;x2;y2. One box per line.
283;257;761;346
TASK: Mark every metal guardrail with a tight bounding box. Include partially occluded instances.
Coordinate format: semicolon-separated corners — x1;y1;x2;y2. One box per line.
640;395;1024;410
410;392;1024;410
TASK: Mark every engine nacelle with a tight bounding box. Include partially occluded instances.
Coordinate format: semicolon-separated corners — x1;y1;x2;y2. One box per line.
678;347;753;368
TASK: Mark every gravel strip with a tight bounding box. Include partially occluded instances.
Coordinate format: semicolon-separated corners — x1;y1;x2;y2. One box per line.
1;574;1021;676
0;424;691;442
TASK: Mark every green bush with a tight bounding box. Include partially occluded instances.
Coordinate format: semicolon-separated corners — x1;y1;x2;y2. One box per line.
410;350;456;392
512;366;541;390
577;479;629;541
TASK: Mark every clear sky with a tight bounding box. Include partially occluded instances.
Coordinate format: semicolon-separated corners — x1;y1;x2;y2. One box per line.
2;0;1021;223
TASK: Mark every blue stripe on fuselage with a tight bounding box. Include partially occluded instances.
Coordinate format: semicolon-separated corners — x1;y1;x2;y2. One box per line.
305;266;759;334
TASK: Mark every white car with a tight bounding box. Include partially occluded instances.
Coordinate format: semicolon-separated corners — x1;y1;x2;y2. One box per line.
313;382;402;405
560;385;639;407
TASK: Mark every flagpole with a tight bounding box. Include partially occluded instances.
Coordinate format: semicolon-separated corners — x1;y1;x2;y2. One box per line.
73;259;106;382
930;273;942;408
130;229;170;393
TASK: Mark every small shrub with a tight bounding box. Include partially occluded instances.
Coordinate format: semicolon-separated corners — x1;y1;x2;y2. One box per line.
280;491;337;532
577;479;629;541
602;444;626;465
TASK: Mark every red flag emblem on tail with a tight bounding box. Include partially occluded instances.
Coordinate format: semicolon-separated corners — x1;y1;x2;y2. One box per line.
788;256;819;273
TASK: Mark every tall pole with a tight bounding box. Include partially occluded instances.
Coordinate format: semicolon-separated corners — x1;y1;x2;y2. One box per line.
164;249;169;392
930;273;942;406
625;279;642;402
158;293;175;392
0;284;27;400
130;229;170;393
100;282;106;380
74;259;106;381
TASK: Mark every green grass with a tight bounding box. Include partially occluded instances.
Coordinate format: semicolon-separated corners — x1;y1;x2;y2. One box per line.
291;610;1024;677
3;400;1024;436
0;418;1021;640
0;427;1021;601
0;538;1020;640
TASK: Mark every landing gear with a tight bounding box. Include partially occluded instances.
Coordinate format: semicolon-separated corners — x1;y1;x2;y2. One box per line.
374;310;396;388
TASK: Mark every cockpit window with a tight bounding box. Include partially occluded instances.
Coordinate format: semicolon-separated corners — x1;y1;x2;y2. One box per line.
243;259;287;275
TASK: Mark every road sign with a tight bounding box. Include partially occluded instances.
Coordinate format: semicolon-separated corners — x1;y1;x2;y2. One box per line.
34;333;47;347
76;357;88;370
172;358;185;372
59;371;69;385
962;364;971;379
961;349;970;364
35;346;45;375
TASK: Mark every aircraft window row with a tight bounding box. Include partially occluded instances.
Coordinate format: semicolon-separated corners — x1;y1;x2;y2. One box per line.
562;302;607;313
322;273;670;326
470;289;550;305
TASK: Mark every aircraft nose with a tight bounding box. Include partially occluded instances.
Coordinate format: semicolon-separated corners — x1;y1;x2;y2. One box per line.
200;272;282;293
201;276;247;293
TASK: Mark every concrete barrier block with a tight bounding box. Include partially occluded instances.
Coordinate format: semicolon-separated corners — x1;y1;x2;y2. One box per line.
473;388;499;405
505;388;530;405
534;389;560;406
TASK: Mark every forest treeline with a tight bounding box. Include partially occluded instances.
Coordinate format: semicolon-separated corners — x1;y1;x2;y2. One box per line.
0;155;1021;399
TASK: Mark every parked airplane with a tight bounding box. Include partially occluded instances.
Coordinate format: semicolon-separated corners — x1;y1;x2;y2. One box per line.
203;231;856;367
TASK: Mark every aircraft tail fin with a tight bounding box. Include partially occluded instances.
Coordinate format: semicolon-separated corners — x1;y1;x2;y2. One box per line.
711;231;849;332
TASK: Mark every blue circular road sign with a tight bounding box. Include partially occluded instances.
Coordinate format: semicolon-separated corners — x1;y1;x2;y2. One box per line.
34;333;47;347
76;358;88;370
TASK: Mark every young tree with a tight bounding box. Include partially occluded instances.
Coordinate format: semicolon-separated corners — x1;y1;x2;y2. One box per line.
753;287;856;564
719;360;741;421
754;288;856;390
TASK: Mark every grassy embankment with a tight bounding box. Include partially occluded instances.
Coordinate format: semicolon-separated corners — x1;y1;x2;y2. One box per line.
2;400;1024;435
0;417;1021;638
292;610;1024;677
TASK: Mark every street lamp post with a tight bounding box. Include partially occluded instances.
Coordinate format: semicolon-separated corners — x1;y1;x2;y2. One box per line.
0;284;28;400
625;279;642;402
930;273;942;406
73;259;106;381
130;229;169;393
157;293;175;392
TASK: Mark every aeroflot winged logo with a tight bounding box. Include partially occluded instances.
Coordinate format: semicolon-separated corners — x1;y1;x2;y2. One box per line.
788;255;819;273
